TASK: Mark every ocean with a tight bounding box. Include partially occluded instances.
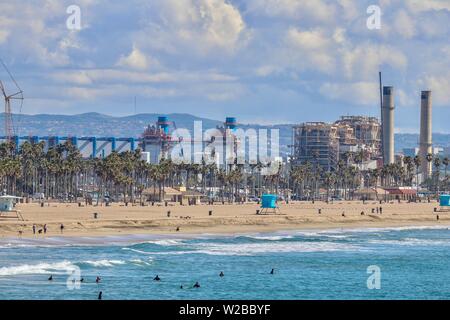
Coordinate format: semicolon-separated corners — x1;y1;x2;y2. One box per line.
1;226;450;300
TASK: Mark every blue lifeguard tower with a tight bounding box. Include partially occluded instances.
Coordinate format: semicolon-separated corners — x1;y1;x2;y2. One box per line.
440;195;450;211
259;194;280;215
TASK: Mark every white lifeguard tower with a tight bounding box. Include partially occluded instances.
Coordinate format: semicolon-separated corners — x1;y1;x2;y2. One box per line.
0;195;24;220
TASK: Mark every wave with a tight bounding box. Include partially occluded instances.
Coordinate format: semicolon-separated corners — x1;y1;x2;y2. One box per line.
81;259;126;267
145;239;184;246
0;261;76;276
368;238;450;246
243;235;294;241
127;241;363;256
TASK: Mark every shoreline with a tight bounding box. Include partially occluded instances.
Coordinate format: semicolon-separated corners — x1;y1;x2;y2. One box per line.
1;222;449;248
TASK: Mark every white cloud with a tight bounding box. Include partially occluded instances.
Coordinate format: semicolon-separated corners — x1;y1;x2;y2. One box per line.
393;10;416;39
142;0;248;55
117;46;154;70
319;82;379;106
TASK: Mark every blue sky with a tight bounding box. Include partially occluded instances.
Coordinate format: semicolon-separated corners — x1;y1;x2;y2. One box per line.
0;0;449;132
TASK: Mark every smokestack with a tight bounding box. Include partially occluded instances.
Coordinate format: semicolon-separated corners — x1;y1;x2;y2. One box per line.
419;91;432;179
382;86;395;165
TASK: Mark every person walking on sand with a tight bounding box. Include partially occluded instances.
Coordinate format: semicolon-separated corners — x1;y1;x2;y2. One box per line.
43;224;47;234
60;224;64;234
32;225;36;235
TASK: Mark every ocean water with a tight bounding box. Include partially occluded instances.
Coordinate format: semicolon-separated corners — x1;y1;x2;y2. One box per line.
1;226;450;300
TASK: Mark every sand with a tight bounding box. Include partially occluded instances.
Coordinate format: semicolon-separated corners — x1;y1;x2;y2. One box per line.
0;200;447;239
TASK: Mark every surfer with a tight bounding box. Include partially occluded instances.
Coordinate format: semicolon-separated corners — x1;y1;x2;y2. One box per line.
219;272;224;277
96;276;101;283
193;282;200;288
270;268;274;275
153;275;161;281
48;275;53;281
98;291;102;300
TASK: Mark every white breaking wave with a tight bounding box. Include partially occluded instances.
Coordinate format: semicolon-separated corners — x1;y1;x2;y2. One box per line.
0;261;76;276
82;259;126;267
244;235;294;241
133;241;363;256
130;258;153;266
145;239;184;246
368;238;450;246
191;241;362;256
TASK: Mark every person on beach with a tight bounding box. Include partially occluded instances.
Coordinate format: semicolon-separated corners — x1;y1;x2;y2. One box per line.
43;224;47;234
153;275;161;281
60;224;64;234
379;207;383;214
32;225;36;234
193;282;200;288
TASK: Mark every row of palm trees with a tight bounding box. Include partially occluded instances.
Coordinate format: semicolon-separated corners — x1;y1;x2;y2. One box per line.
0;140;449;203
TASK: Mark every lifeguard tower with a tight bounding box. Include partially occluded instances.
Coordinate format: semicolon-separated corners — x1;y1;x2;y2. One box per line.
0;195;24;220
439;195;450;212
258;194;281;215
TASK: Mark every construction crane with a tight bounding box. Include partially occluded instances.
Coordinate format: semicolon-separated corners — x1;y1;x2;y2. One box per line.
0;59;23;141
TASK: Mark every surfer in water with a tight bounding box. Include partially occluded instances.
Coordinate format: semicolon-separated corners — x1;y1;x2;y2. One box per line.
270;268;274;275
219;272;224;277
153;275;161;281
193;282;200;288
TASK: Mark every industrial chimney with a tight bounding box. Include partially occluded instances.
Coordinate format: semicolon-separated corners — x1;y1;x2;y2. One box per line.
419;91;432;179
382;86;395;165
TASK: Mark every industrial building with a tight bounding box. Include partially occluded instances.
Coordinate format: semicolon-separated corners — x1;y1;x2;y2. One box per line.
291;122;340;171
419;91;433;179
292;116;382;171
382;86;395;165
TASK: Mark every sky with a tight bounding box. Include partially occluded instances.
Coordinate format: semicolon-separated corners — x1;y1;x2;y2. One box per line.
0;0;449;132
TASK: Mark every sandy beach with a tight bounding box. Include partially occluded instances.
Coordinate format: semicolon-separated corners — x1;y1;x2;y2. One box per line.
0;200;446;239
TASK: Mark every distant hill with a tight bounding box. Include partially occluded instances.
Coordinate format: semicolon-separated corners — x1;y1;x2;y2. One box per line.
1;113;449;156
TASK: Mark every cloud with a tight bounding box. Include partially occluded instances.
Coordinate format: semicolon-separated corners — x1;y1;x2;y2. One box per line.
140;0;248;55
319;82;379;106
117;46;153;70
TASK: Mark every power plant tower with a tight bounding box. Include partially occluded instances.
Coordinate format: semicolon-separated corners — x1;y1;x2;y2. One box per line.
419;90;432;179
382;86;395;165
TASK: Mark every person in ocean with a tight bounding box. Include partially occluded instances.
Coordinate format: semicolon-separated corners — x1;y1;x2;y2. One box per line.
96;276;101;283
193;282;200;288
270;268;274;274
98;291;102;300
153;275;161;281
48;275;53;281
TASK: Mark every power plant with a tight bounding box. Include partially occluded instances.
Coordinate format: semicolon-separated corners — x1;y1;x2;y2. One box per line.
382;86;395;165
419;91;433;179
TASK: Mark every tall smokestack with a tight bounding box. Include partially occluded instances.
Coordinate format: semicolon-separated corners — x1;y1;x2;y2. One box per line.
419;90;432;179
382;86;395;165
